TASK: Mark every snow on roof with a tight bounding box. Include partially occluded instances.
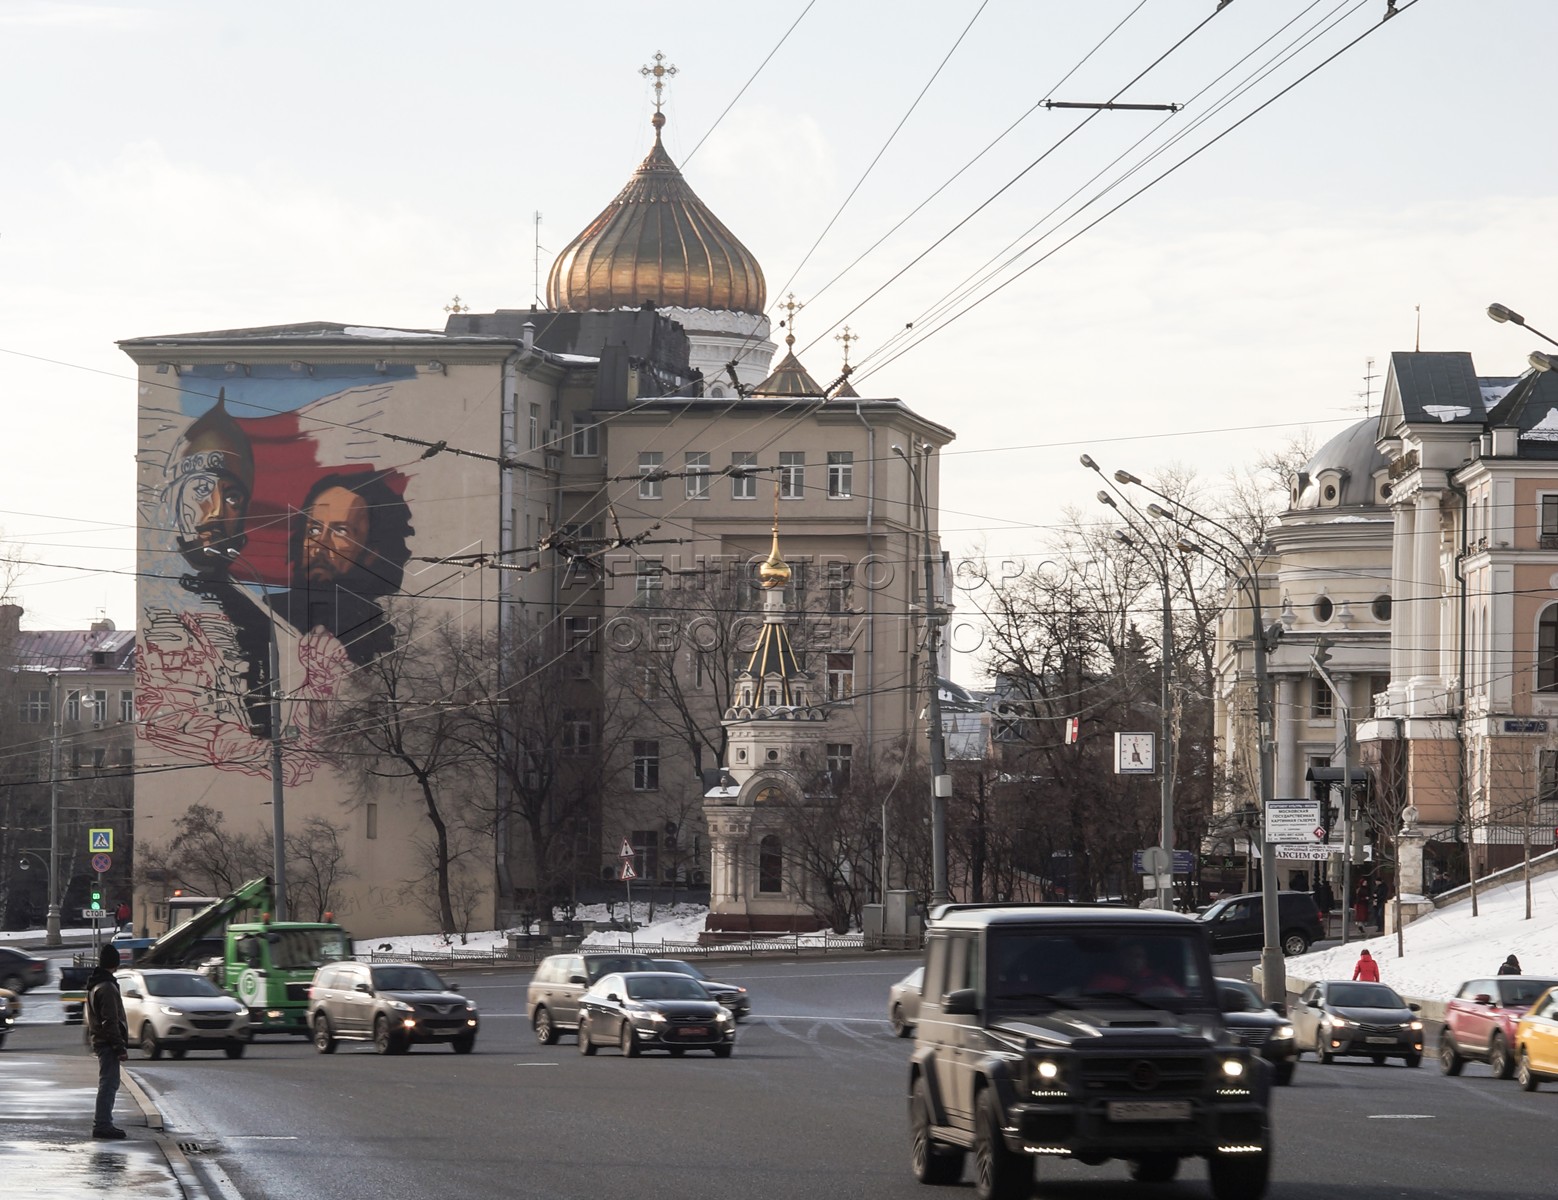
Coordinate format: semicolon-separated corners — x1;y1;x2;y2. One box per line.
1423;404;1473;422
340;326;447;340
1521;408;1558;442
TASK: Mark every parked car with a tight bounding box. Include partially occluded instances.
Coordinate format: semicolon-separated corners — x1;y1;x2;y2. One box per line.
577;971;735;1058
1215;977;1297;1086
1514;985;1558;1091
308;961;478;1054
0;946;48;994
1290;980;1423;1066
888;966;923;1038
1440;974;1558;1078
1194;891;1325;957
0;988;18;1047
117;968;251;1059
651;959;750;1020
527;952;659;1044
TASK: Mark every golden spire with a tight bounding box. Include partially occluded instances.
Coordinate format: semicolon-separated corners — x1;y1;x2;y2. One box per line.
444;295;469;314
640;51;678;139
779;292;803;348
835;325;858;367
758;481;791;589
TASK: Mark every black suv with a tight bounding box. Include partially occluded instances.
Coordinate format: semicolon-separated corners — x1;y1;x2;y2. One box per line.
908;904;1271;1200
1194;891;1324;956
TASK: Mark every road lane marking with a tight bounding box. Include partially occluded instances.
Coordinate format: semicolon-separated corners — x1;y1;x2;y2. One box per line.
1367;1114;1435;1119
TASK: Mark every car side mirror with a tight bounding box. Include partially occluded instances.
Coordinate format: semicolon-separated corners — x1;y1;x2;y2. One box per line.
1473;993;1493;1006
943;988;979;1016
124;988;142;999
1408;1002;1421;1013
607;992;621;1004
569;974;587;986
1269;1002;1287;1017
354;982;372;994
448;982;460;993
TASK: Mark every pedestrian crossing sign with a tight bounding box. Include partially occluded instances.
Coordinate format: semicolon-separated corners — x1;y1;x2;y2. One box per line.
619;860;638;881
89;829;113;852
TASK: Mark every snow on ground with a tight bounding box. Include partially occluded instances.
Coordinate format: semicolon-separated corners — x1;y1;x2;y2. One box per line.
1286;872;1558;1003
352;902;718;958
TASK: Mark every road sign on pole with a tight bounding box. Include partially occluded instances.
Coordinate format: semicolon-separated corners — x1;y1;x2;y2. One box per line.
91;853;112;874
619;838;635;860
619;860;638;881
1264;800;1325;844
89;828;113;853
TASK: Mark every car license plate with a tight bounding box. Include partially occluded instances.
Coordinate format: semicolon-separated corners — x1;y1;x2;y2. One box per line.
681;1026;707;1037
1365;1036;1396;1044
1107;1101;1191;1122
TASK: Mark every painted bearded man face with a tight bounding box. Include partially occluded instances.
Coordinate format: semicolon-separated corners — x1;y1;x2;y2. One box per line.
302;485;373;585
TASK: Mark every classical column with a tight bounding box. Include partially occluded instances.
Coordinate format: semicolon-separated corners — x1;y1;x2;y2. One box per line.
1412;490;1443;703
1389;499;1415;700
1276;675;1300;800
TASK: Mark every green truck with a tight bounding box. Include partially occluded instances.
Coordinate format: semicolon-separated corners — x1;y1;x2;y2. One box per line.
134;877;352;1035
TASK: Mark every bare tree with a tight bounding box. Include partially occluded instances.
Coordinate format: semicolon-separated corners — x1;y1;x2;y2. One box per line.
134;803;271;897
284;816;354;921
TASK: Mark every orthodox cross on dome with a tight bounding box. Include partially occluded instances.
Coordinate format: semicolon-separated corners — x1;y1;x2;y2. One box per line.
779;292;804;345
641;52;678;134
444;295;469;314
835;325;859;367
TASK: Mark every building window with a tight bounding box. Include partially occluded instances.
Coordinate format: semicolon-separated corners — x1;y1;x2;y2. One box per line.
93;691;107;722
779;452;804;500
631;831;660;881
825;560;853;613
118;747;133;770
70;746;83;777
562;711;593;756
1313;596;1334;623
1541;605;1558;692
571;412;599;457
635;558;663;607
827;451;854;499
120;689;134;723
93;747;106;771
759;835;784;893
563;616;596;651
638;452;663;500
20;690;47;724
1311;678;1334;719
633;740;660;791
686;451;710;500
529;403;541;450
827;742;853;787
1372;595;1391;622
827;653;855;703
66;690;81;722
731;452;757;500
365;802;378;840
1543;495;1558;542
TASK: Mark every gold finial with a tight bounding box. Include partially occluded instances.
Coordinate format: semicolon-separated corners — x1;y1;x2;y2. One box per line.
779;292;803;348
835;325;859;367
758;481;791;589
445;295;469;314
641;51;678;137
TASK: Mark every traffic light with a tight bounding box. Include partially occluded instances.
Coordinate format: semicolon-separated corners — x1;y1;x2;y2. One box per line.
90;883;103;913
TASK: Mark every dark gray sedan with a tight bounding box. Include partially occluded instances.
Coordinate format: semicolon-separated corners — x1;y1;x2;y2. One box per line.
651;959;751;1020
1291;980;1424;1067
577;972;736;1058
1216;977;1297;1085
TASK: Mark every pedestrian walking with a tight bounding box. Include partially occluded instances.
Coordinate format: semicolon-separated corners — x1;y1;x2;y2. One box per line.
1352;888;1369;935
1352;949;1380;982
1498;954;1523;976
85;944;129;1139
114;900;130;924
1315;879;1335;936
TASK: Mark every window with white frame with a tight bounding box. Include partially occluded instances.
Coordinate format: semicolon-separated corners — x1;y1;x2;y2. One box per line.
1541;605;1558;692
563;616;596;651
120;690;133;723
825;560;853;613
529;403;541;450
731;451;757;500
93;690;107;722
827;451;854;499
827;652;855;703
1311;678;1334;719
1543;494;1558;542
571;412;599;457
631;830;660;880
20;691;47;724
561;711;593;756
826;742;853;787
635;558;663;606
633;740;660;791
638;451;663;500
686;451;710;500
66;690;81;722
780;451;804;500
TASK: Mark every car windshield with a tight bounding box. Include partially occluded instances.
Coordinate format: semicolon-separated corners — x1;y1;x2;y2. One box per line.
625;975;709;1001
1217;980;1265;1013
267;928;352;971
653;960;707;981
989;932;1208;1009
143;973;224;998
1497;977;1558;1006
372;966;446;992
586;956;655;982
1327;983;1402;1008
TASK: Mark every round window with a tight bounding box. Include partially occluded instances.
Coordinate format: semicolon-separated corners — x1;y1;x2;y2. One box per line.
1314;596;1334;622
1323;484;1338;502
766;749;780;762
1380;483;1392;500
1372;595;1391;621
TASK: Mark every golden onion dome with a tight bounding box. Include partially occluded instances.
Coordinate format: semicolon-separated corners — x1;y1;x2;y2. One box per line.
546;111;767;316
758;523;791;589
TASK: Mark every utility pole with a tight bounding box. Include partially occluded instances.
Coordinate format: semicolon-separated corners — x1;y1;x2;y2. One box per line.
267;625;287;921
45;672;62;947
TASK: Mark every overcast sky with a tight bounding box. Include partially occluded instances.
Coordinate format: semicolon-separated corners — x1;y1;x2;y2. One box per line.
3;1;1556;684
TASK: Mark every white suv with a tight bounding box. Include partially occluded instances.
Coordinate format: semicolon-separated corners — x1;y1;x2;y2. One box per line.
117;968;252;1059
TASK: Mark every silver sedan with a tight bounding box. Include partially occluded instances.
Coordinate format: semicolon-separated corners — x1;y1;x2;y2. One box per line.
889;966;923;1038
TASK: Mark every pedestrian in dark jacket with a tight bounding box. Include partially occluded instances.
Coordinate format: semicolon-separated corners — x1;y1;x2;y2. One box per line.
1352;949;1380;982
85;943;129;1138
1498;954;1523;976
1314;879;1336;933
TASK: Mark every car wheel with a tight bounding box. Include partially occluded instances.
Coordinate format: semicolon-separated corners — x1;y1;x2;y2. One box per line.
712;1044;733;1059
890;1003;912;1039
1273;1061;1295;1087
313;1014;337;1054
1489;1034;1514;1080
1129;1155;1179;1183
373;1015;398;1055
1518;1049;1540;1092
620;1023;640;1058
1208;1137;1271;1200
973;1089;1031;1200
910;1077;964;1185
1438;1033;1464;1076
0;974;22;994
533;1006;557;1046
1403;1053;1421;1069
224;1041;246;1059
139;1022;163;1060
578;1017;597;1056
1281;930;1310;957
169;1047;188;1060
451;1034;476;1054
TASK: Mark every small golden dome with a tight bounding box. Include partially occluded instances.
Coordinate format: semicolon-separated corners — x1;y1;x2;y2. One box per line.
758;524;790;589
546;112;767;316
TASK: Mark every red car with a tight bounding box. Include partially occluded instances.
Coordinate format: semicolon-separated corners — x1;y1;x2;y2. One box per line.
1440;975;1558;1078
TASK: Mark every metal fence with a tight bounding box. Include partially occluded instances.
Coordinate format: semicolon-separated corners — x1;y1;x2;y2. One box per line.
360;930;877;969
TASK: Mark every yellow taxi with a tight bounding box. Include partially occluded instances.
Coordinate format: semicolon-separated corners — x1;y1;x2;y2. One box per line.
1514;985;1558;1091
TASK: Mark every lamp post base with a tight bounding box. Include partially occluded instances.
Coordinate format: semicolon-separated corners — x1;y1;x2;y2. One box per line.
44;903;62;948
1258;945;1287;1008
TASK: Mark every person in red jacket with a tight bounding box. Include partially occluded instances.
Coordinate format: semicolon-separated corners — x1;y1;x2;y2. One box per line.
1352;949;1380;982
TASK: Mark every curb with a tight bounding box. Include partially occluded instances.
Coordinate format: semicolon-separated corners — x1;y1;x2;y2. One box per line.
124;1067;215;1200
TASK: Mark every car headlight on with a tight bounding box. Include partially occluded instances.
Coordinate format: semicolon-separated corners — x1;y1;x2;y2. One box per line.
1409;1020;1423;1031
1327;1015;1348;1027
1221;1058;1245;1078
1274;1025;1295;1040
465;1001;478;1013
158;1006;186;1017
387;999;414;1013
714;1009;732;1024
1035;1060;1061;1081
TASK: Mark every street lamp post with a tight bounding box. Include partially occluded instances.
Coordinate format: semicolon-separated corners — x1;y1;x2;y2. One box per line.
44;672;62;946
893;442;951;906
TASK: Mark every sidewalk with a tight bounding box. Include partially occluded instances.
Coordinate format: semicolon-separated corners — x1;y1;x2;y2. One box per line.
0;1049;211;1200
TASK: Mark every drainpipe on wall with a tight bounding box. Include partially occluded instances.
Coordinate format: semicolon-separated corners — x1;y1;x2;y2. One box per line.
1446;472;1473;915
494;351;521;919
854;401;880;898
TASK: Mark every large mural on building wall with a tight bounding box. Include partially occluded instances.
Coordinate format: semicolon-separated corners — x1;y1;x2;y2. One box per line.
137;366;420;783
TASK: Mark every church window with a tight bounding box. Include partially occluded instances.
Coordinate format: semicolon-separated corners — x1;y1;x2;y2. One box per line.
827;451;854;499
779;452;805;500
633;740;660;791
767;689;777;707
686;451;711;500
827;743;853;787
571;412;599;457
1313;596;1333;623
827;653;855;703
1372;595;1391;622
20;690;47;724
1311;679;1333;720
1539;606;1558;691
638;452;664;500
759;835;783;893
731;452;757;500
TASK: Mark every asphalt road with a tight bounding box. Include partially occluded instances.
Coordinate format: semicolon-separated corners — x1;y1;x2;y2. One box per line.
15;952;1558;1200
